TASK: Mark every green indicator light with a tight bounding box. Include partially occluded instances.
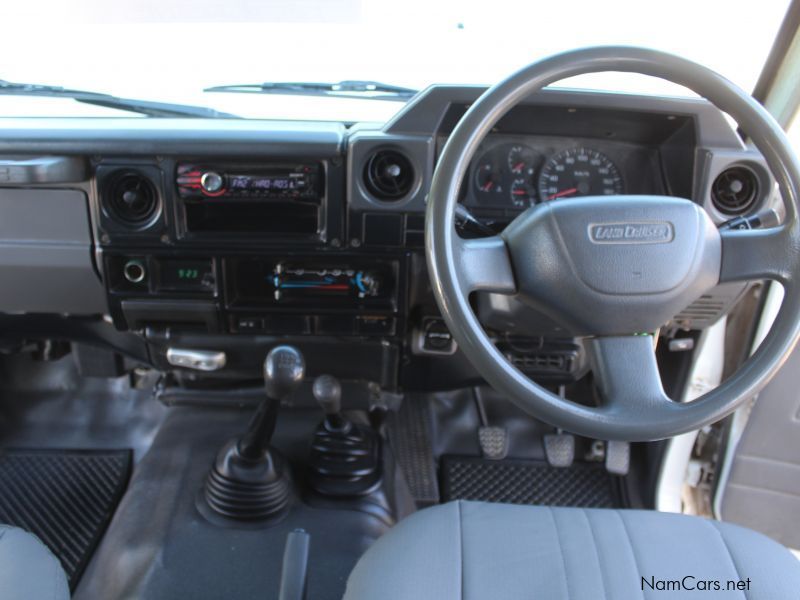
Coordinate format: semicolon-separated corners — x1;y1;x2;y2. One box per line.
178;268;200;280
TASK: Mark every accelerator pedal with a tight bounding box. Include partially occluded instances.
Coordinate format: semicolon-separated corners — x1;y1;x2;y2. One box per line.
605;440;630;476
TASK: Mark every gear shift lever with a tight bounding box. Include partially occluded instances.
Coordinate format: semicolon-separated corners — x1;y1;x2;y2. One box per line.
308;374;381;497
238;346;305;459
204;346;305;521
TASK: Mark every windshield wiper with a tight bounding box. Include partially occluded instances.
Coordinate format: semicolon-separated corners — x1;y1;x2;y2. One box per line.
0;79;238;118
204;80;418;102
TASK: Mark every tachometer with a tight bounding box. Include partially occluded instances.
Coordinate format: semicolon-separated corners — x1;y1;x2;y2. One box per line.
537;148;623;201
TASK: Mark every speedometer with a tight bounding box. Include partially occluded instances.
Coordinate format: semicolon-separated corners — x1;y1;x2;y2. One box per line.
537;148;623;201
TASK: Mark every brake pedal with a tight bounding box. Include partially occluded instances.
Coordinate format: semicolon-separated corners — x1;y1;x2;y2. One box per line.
605;440;630;476
478;426;508;460
544;432;575;467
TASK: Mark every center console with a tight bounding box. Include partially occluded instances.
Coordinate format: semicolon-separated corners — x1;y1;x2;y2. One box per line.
98;156;403;346
105;253;400;336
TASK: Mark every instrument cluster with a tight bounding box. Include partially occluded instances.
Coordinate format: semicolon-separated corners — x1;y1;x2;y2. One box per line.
462;137;629;211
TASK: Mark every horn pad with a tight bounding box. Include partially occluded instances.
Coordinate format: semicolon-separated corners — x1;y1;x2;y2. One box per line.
502;196;721;335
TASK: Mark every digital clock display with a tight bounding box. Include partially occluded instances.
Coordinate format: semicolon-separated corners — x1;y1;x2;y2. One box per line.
156;258;215;293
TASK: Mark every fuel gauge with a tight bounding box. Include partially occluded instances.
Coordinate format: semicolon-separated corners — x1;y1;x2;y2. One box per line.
507;145;537;175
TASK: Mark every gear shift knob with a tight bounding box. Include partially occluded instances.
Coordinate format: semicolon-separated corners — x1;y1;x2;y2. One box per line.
312;375;342;415
264;345;305;400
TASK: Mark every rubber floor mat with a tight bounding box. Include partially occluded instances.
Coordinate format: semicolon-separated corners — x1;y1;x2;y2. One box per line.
0;448;131;589
385;395;440;506
441;455;622;508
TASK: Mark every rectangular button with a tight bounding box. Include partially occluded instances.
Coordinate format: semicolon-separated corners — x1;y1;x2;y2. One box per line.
316;315;357;335
235;317;263;333
263;315;311;335
357;316;396;336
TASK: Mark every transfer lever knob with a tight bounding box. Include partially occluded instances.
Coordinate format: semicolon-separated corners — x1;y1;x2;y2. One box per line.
312;374;349;433
312;375;342;415
264;345;306;400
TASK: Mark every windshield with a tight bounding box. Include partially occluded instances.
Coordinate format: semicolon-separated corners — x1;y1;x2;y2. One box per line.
0;0;791;122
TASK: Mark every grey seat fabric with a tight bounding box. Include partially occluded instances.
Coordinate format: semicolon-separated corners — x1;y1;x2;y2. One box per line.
344;501;800;599
0;525;70;600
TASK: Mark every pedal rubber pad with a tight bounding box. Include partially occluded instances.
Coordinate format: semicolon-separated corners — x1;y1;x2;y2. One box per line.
605;440;630;476
544;433;575;467
478;426;509;460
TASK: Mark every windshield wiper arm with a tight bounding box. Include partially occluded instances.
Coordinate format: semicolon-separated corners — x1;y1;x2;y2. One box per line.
0;79;238;118
204;80;418;102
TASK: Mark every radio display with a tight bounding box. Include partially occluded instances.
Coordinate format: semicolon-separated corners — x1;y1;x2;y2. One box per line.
228;174;303;192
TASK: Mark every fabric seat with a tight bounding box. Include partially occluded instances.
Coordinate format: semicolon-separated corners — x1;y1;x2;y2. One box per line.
0;525;69;600
344;500;800;599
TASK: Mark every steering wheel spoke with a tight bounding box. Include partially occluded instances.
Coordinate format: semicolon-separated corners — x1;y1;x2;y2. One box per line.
587;336;674;414
719;226;793;285
454;235;516;295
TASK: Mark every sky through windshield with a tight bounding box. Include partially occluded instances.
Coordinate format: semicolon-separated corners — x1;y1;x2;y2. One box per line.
0;0;792;121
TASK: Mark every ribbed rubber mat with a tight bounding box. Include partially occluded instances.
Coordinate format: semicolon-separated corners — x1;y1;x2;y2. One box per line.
0;448;131;589
385;395;440;505
441;456;621;508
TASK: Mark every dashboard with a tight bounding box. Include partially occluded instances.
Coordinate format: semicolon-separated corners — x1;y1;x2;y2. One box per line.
0;85;777;390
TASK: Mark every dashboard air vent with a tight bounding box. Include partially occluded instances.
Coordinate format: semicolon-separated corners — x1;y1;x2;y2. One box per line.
105;171;159;227
363;149;415;201
711;166;759;215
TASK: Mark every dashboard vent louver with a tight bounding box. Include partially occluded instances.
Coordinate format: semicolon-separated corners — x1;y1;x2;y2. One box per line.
674;295;726;327
363;149;415;201
105;171;159;228
711;166;759;216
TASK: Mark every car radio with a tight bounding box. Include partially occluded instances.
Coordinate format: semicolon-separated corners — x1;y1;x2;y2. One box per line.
176;163;322;201
174;162;326;238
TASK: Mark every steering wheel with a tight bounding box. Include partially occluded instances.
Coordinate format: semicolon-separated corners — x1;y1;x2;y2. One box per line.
426;46;800;441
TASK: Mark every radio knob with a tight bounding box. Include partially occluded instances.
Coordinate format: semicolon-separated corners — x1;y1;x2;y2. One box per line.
200;171;224;193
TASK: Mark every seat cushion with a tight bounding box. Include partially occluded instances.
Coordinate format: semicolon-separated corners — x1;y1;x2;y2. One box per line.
344;501;800;599
0;525;69;600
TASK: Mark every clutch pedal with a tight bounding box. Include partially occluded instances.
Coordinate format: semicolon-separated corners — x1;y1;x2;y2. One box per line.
473;387;508;460
478;426;509;460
